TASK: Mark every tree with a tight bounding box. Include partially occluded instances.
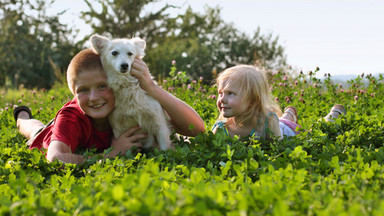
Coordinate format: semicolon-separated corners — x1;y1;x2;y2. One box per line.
150;6;286;81
0;0;77;89
80;0;179;79
80;0;174;45
80;0;286;82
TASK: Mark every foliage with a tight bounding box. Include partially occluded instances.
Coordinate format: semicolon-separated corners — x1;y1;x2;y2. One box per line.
80;0;286;82
159;7;286;81
80;0;173;43
0;0;78;89
1;64;384;214
0;0;286;88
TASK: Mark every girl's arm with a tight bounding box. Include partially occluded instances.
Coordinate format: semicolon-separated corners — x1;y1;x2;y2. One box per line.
268;115;283;140
46;126;145;164
130;58;205;136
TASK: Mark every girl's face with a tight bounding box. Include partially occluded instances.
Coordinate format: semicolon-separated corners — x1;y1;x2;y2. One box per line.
217;79;249;118
74;68;115;124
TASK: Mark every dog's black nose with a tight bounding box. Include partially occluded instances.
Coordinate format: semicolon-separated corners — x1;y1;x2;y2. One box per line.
121;63;129;71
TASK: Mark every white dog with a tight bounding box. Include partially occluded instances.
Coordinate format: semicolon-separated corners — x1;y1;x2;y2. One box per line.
90;34;173;151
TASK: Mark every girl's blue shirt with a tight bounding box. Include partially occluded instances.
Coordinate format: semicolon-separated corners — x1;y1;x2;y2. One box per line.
212;113;278;138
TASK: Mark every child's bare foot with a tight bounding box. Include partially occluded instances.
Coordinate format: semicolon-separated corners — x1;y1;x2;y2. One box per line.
281;106;298;123
324;104;346;122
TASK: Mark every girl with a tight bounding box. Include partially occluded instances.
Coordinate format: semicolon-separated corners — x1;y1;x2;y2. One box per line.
212;65;285;140
212;64;346;140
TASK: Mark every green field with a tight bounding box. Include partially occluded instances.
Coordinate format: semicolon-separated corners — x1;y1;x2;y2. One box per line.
1;69;384;215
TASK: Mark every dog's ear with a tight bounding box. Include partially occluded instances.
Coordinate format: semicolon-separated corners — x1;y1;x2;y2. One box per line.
91;35;109;54
132;37;146;58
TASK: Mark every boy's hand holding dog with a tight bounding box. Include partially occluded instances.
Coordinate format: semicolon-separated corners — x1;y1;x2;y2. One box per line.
109;125;145;156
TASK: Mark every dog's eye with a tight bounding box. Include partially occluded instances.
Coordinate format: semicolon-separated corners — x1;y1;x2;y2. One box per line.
111;51;119;56
128;52;133;56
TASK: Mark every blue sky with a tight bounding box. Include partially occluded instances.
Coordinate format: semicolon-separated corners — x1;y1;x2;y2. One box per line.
52;0;384;77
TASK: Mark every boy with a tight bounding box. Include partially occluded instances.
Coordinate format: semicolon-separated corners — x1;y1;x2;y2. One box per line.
14;49;204;164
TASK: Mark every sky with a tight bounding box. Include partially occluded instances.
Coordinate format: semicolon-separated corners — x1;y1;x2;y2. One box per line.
51;0;384;77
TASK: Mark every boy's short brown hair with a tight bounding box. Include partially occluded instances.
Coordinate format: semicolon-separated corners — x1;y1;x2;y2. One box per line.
67;49;103;94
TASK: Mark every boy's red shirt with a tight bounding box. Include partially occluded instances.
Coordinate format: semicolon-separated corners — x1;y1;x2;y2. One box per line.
29;98;112;154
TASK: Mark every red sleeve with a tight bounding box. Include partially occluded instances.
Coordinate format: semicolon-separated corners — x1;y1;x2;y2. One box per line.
50;108;92;153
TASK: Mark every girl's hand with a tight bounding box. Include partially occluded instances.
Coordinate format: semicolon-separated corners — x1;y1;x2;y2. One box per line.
131;58;156;93
109;126;146;156
130;58;205;136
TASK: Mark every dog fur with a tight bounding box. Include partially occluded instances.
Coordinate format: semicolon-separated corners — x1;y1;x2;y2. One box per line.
90;34;172;150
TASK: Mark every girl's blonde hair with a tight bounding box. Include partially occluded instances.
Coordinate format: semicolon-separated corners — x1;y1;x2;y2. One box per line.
216;65;281;133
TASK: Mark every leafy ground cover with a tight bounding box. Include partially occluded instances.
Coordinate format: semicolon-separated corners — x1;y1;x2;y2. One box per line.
1;66;384;215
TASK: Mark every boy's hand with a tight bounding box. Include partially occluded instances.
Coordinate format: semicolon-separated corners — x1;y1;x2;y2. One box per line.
130;58;156;93
110;125;146;157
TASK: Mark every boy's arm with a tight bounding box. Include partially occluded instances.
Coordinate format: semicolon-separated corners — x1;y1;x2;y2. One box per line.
131;58;205;136
47;126;146;164
47;141;87;164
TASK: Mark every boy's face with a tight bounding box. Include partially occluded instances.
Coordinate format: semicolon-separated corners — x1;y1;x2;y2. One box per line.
74;68;115;122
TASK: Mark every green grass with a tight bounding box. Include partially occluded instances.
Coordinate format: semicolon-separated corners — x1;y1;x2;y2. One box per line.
1;69;384;215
